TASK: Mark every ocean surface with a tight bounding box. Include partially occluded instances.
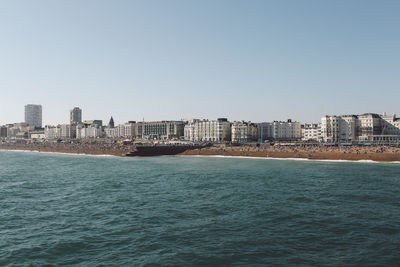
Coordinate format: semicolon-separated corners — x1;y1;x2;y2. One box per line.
1;151;400;266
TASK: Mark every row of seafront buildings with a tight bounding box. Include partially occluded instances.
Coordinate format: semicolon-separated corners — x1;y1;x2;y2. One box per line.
43;118;302;142
1;105;400;145
321;113;400;144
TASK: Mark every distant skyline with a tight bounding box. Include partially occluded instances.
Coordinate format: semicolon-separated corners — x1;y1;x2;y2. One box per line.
1;0;399;125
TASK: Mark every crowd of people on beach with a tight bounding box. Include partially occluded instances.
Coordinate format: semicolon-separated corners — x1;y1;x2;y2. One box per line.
0;141;133;155
1;140;400;159
206;144;400;154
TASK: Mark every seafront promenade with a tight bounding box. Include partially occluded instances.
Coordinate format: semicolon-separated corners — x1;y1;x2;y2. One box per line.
1;142;400;162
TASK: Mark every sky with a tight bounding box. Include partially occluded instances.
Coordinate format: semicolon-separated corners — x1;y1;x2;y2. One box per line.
0;0;399;125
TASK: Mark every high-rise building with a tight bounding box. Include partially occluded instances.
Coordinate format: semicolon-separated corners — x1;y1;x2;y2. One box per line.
0;126;7;138
70;107;82;125
24;104;42;128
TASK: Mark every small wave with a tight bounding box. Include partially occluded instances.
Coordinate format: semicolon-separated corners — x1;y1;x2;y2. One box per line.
0;149;118;158
176;155;400;164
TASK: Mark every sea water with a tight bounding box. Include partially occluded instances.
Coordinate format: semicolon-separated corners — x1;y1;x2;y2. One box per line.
1;151;400;266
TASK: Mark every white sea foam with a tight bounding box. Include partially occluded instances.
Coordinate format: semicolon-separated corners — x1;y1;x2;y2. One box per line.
2;149;400;164
176;154;400;164
0;149;118;158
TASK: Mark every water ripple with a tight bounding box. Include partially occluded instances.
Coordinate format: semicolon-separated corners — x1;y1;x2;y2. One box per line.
1;151;400;265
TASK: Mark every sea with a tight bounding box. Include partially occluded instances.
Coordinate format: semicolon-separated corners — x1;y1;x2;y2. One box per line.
1;150;400;266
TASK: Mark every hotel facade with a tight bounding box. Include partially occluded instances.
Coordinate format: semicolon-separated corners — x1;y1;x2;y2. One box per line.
184;118;231;142
321;113;400;143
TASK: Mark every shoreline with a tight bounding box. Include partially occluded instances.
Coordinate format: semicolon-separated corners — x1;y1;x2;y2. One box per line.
177;154;400;164
179;146;400;162
1;145;400;163
0;144;129;157
0;149;119;158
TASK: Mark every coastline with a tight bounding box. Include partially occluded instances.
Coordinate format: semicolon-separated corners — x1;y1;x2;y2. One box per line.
177;154;400;164
178;146;400;162
1;144;400;163
0;144;128;157
0;149;118;158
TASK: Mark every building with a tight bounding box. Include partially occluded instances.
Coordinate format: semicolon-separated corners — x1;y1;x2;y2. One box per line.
104;127;119;138
76;124;103;139
30;130;45;140
108;117;115;128
321;115;357;143
185;118;231;142
357;113;383;141
381;114;400;135
258;120;301;142
258;123;273;142
321;113;400;143
122;121;138;138
135;121;184;140
231;121;258;143
272;120;301;141
24;104;42;128
70;107;82;125
5;123;29;140
0;126;7;138
183;119;200;141
301;123;322;142
82;120;102;127
16;132;28;140
104;121;138;139
45;126;61;140
60;124;71;139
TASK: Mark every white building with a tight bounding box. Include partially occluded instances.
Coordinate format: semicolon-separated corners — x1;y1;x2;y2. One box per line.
231;121;257;143
104;127;119;138
185;118;231;142
321;113;400;143
381;114;400;135
24;104;42;128
123;122;138;138
77;124;103;139
272;120;301;140
184;119;200;141
301;123;322;142
45;126;61;140
258;120;301;141
184;124;196;141
60;124;71;139
104;122;138;139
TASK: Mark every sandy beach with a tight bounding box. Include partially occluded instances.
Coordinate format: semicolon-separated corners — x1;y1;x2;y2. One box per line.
0;142;131;157
1;142;400;162
179;145;400;162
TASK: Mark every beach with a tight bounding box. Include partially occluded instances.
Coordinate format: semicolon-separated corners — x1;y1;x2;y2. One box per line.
0;142;131;156
1;142;400;162
180;145;400;162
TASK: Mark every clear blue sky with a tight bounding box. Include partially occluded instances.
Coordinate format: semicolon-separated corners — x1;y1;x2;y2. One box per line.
0;0;399;125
